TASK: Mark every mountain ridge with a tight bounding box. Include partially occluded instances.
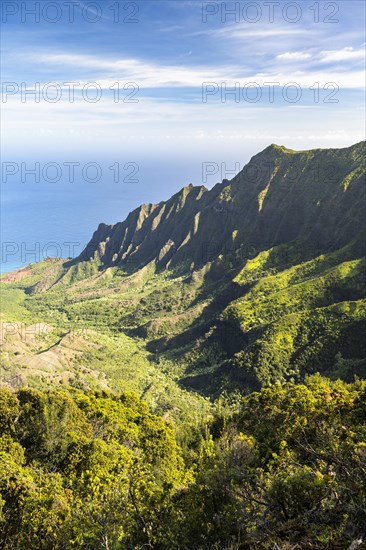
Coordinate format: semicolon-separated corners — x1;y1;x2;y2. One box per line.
72;141;365;275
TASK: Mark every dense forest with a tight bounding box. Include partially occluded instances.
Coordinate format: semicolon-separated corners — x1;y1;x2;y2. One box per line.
1;376;365;549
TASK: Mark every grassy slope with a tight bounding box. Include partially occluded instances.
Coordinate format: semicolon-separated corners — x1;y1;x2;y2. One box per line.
1;237;365;401
0;261;212;423
221;243;366;388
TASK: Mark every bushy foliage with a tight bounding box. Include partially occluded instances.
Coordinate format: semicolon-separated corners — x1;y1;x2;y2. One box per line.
1;376;365;548
0;387;188;549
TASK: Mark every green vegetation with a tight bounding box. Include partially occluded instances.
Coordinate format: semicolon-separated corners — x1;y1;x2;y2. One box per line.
2;239;364;399
0;386;189;549
0;285;33;323
0;376;365;548
220;245;366;389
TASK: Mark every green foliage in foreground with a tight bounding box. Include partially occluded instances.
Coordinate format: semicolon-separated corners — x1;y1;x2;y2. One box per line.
0;386;189;549
1;375;365;549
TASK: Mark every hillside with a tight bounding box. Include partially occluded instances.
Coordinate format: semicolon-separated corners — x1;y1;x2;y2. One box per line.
1;142;365;401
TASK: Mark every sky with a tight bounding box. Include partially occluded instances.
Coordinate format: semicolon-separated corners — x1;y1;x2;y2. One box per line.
2;0;365;157
0;0;365;270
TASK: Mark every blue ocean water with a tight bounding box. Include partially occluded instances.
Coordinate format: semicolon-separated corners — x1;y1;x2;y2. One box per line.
0;157;214;274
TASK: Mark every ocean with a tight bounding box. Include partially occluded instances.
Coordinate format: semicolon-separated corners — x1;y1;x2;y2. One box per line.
0;157;212;274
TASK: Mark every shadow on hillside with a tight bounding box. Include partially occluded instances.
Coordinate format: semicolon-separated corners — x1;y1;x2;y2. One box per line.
145;274;245;355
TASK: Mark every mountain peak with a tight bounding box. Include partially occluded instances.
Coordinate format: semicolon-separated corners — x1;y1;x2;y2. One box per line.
264;143;296;154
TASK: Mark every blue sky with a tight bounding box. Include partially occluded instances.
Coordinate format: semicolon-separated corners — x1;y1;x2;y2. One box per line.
1;0;365;162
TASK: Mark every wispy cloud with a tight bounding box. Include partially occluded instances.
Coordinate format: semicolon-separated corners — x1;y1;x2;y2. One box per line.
22;52;366;89
319;46;365;63
277;52;312;61
195;24;313;40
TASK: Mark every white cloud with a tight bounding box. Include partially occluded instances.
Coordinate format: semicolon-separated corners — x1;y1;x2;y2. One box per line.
319;47;365;63
196;24;313;40
25;52;366;90
2;89;364;159
32;53;242;87
277;52;312;61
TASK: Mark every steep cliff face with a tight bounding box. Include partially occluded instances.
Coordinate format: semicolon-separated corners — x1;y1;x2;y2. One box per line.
76;142;366;272
76;183;215;270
